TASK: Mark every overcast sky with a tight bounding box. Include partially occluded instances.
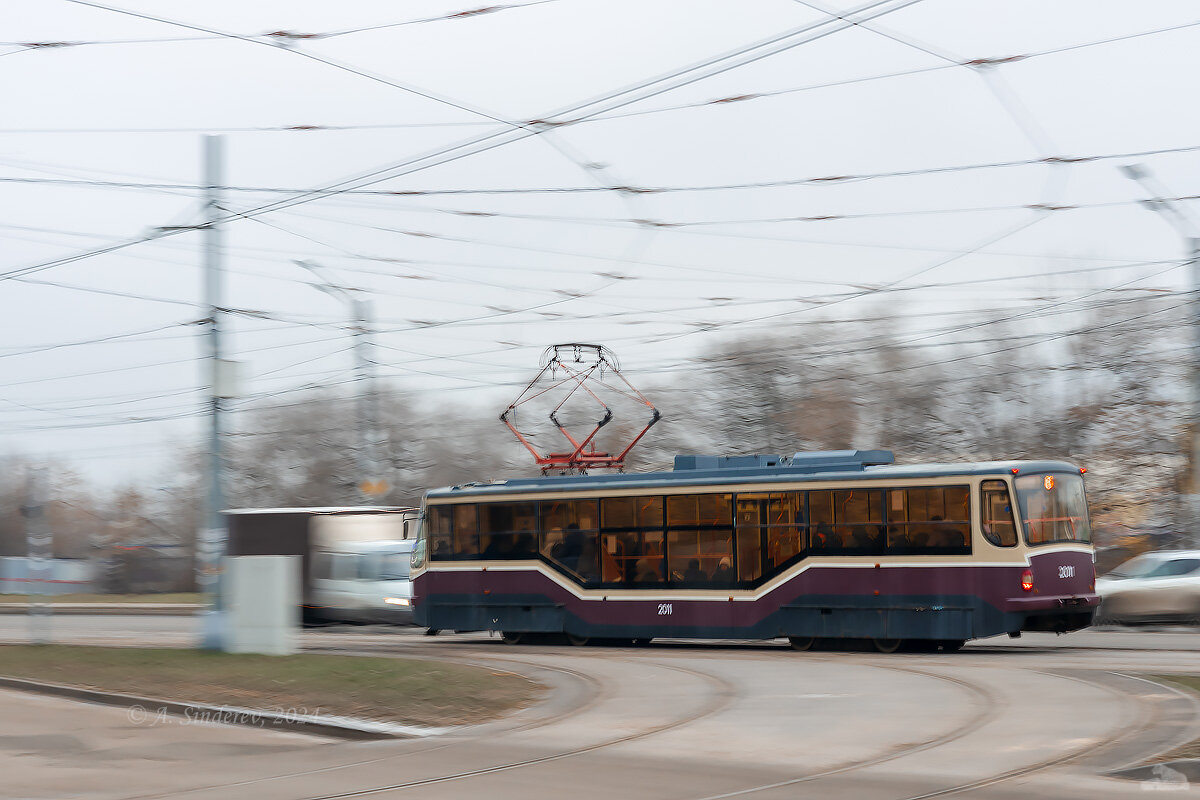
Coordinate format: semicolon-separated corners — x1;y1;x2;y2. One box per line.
3;0;1199;486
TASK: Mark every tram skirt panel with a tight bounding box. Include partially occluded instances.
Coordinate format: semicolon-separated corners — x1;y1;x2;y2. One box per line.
426;599;565;633
780;601;974;640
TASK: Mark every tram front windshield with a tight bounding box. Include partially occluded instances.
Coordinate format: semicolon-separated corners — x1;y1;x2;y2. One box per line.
1014;473;1092;545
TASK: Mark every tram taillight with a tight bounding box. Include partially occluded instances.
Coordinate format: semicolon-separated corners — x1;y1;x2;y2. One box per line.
1021;569;1034;592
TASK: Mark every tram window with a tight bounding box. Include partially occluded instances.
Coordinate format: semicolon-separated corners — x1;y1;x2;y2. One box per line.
736;492;801;578
886;487;970;555
736;494;765;527
735;495;766;581
736;527;763;581
667;529;735;585
980;481;1018;547
544;496;600;561
809;489;884;555
631;531;666;584
542;499;599;532
1014;473;1091;545
479;502;537;559
766;526;805;567
809;491;835;550
429;505;477;559
666;494;732;527
428;506;453;559
452;504;479;557
600;496;662;529
593;529;662;584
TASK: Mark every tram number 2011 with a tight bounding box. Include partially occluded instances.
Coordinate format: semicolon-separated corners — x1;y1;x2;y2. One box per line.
1058;565;1075;579
657;603;673;616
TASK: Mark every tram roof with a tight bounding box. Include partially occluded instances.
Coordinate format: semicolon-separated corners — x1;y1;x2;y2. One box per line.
427;451;1083;499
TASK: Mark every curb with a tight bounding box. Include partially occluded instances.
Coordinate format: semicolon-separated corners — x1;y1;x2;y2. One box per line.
0;604;202;616
0;675;448;740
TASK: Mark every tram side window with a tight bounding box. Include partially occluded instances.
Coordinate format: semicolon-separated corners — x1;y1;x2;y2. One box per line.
735;495;765;583
767;492;805;572
811;489;884;555
667;529;735;585
454;504;480;557
980;481;1018;547
541;499;601;581
886;487;971;555
429;505;478;559
664;493;733;586
666;493;733;527
479;502;538;559
540;499;597;561
737;492;803;579
599;496;664;584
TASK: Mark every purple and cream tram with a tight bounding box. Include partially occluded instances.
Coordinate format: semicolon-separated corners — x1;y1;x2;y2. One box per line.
410;450;1097;652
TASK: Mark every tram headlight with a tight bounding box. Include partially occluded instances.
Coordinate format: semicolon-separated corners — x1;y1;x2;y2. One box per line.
1021;569;1034;592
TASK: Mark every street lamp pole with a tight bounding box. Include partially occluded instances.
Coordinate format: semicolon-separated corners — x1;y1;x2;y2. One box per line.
1121;164;1200;547
199;134;229;649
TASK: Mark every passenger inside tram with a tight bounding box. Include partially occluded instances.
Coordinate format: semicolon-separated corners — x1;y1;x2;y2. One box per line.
711;557;735;584
682;559;707;582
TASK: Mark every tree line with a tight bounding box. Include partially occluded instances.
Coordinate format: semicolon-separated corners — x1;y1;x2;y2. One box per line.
0;295;1187;568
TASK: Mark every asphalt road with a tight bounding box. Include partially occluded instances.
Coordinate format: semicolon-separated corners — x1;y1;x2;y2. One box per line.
2;616;1199;799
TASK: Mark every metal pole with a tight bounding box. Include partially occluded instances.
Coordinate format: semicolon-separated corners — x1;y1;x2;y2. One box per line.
295;260;386;503
352;297;385;504
1120;165;1200;548
1189;237;1200;550
353;298;372;504
199;134;227;650
23;468;51;644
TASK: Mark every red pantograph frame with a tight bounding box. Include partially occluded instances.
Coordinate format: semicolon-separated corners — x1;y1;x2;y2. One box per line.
500;344;660;473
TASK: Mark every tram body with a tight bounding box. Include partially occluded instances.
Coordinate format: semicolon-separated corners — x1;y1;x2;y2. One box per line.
410;451;1097;647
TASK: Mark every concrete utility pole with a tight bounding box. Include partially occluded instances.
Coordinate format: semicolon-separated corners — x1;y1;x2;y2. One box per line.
22;468;51;644
295;260;386;504
1121;164;1200;548
199;135;228;649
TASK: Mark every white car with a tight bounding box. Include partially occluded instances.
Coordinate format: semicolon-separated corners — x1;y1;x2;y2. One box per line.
1095;550;1200;625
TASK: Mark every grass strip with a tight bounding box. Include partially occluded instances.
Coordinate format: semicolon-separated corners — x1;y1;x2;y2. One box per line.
0;645;538;727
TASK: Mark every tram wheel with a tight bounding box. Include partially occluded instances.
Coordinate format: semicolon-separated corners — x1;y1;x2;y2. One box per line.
938;639;964;652
788;636;817;651
872;638;903;654
500;631;524;645
565;633;591;647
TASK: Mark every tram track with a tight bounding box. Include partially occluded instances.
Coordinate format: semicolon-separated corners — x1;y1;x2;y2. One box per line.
165;646;1010;800
98;640;1200;800
117;651;608;800
881;669;1192;800
124;645;740;800
122;642;1004;800
682;663;1200;800
293;648;743;800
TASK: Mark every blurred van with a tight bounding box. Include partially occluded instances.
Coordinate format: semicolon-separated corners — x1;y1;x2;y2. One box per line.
225;507;419;625
310;539;415;625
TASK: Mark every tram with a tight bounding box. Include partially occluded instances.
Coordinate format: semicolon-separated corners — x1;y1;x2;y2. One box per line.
410;450;1097;651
